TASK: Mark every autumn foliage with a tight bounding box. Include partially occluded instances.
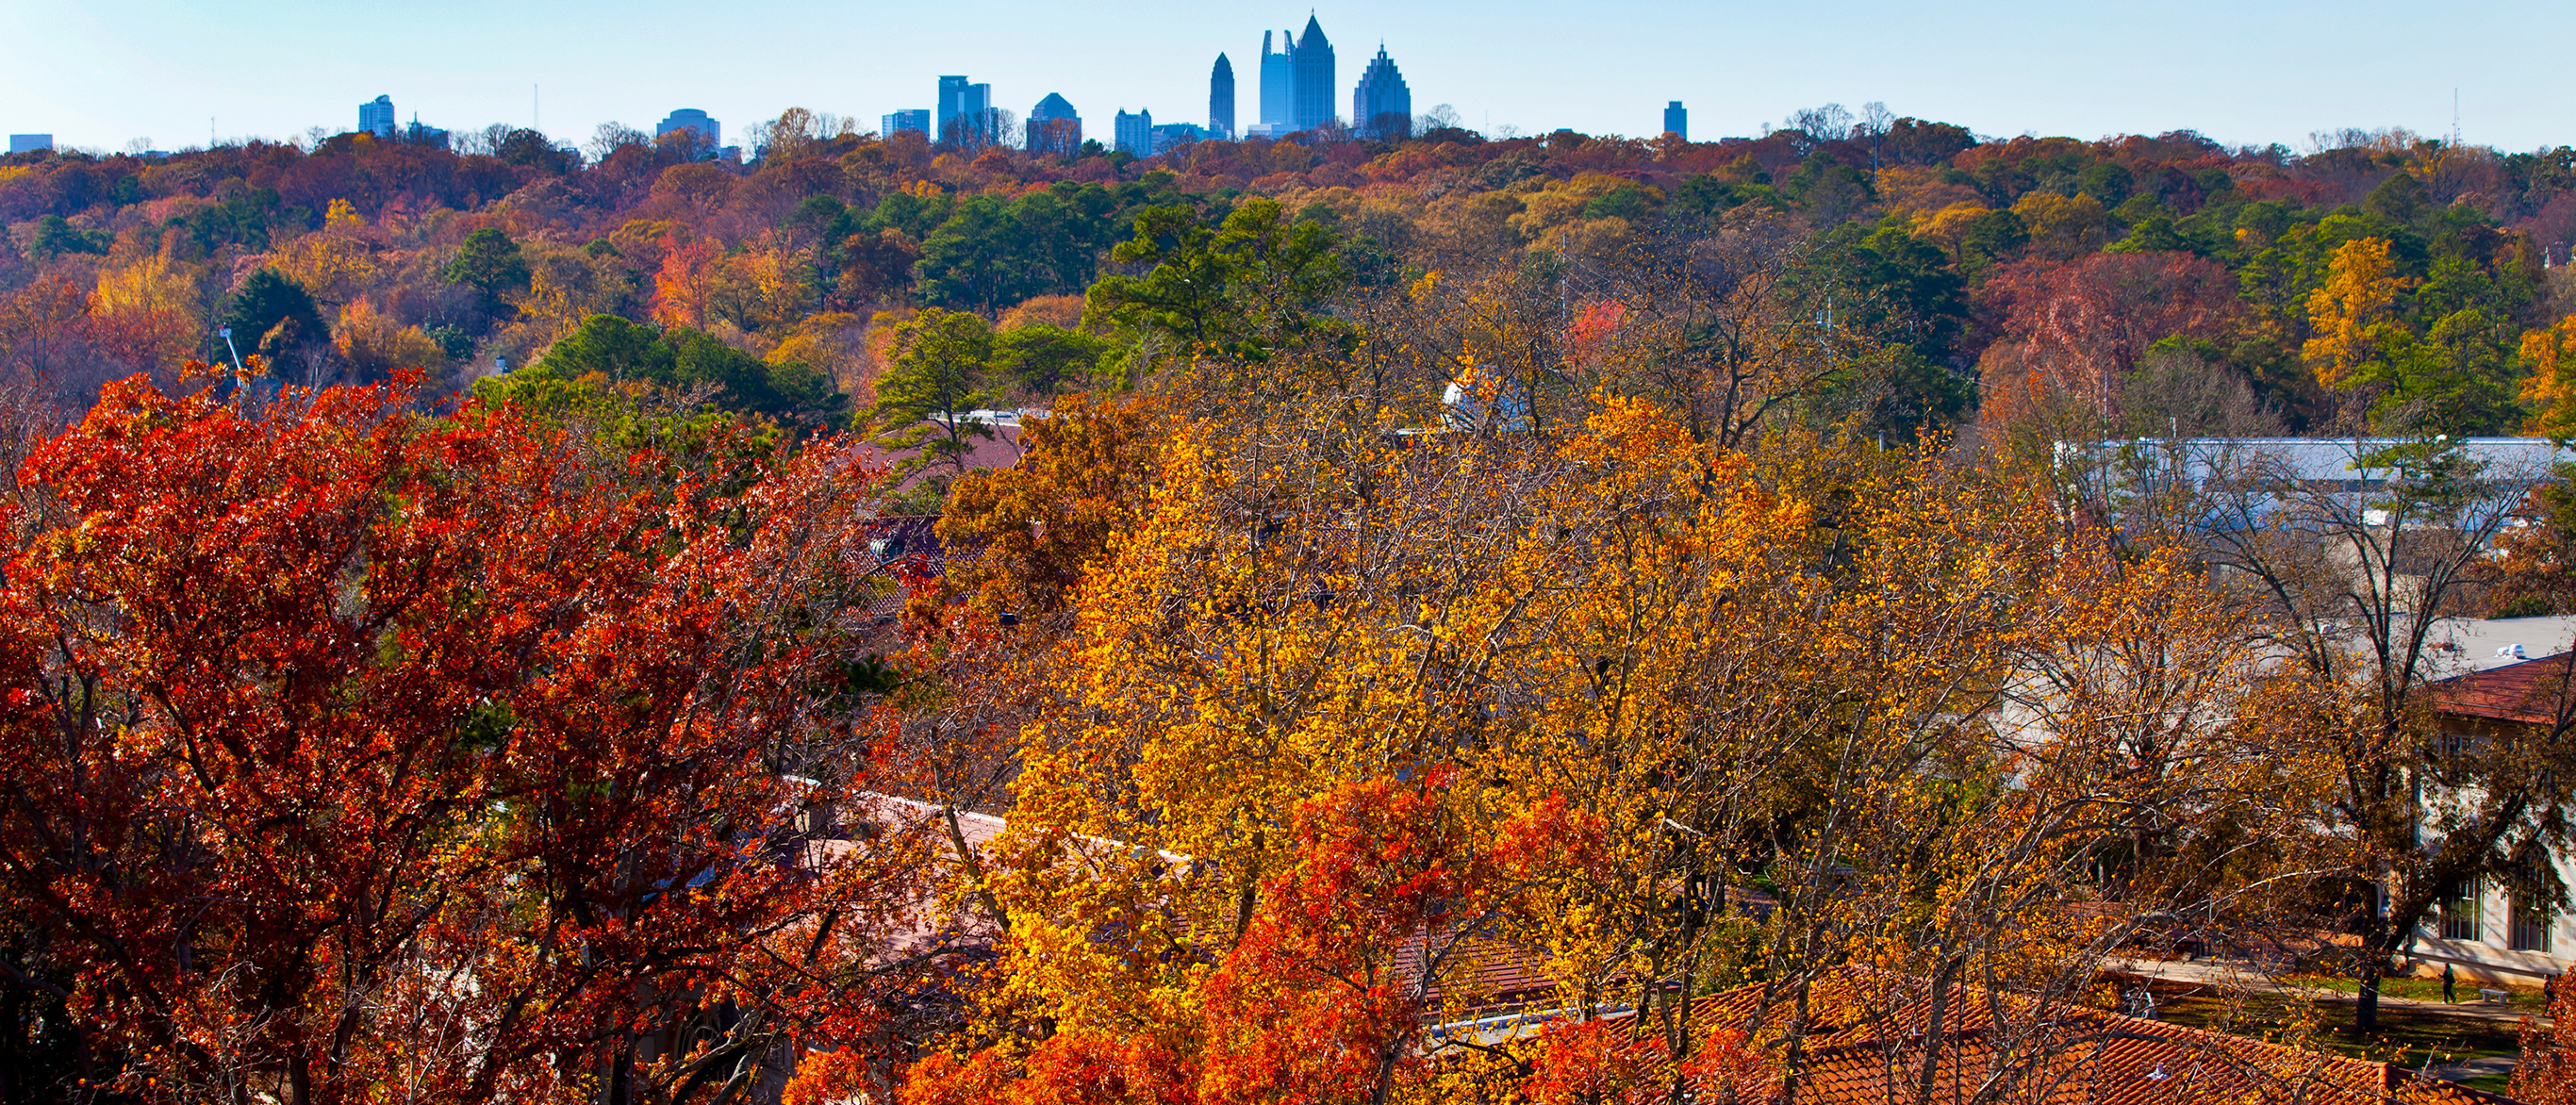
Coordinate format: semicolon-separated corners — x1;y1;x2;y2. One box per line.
0;373;934;1104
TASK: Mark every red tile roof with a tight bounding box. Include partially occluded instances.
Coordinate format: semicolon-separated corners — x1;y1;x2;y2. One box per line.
1652;968;2515;1104
2429;653;2576;726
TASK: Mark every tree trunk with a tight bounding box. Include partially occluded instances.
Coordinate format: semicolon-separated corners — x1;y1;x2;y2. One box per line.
2356;958;2382;1032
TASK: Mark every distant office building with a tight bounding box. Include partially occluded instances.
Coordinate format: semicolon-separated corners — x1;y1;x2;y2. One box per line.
883;109;931;139
937;76;970;138
1290;16;1336;131
937;76;995;145
1113;108;1154;156
405;117;450;148
1663;101;1687;140
1152;122;1210;152
359;95;396;138
8;135;55;155
1255;29;1295;137
1209;54;1235;140
1027;93;1082;157
657;108;720;148
1351;44;1411;141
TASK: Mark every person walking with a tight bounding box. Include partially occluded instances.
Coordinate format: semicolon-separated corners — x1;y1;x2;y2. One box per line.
2442;962;2457;1004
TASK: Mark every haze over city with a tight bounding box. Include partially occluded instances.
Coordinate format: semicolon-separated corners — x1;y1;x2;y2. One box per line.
6;0;2572;152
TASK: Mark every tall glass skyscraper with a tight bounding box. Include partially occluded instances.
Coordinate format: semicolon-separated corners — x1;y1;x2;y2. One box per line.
1209;54;1235;140
1351;46;1411;141
1290;16;1335;132
359;95;396;138
1257;30;1295;135
937;76;994;146
1664;102;1688;140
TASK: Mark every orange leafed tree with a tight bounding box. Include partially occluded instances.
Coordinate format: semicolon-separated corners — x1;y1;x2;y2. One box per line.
895;775;1609;1105
0;375;936;1105
652;231;724;329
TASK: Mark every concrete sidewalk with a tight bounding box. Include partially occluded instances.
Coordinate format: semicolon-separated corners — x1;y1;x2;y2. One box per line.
2109;956;2539;1024
2111;957;2535;1086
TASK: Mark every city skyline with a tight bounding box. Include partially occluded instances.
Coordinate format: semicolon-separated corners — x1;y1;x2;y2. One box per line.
5;0;2571;154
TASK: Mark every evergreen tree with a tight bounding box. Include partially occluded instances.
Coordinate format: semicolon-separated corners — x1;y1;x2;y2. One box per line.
860;308;998;477
218;269;326;362
443;227;531;315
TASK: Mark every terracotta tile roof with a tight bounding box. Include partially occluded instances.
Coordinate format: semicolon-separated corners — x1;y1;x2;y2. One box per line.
2428;652;2576;726
1655;968;2517;1104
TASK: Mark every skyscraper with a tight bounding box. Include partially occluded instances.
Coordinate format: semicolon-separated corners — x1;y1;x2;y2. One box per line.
657;108;720;147
1351;45;1411;141
1209;54;1235;140
1256;30;1295;136
882;109;930;139
1663;102;1688;140
937;76;995;145
1028;93;1082;157
1290;16;1336;132
359;95;396;138
8;135;54;155
1113;108;1154;157
936;75;970;139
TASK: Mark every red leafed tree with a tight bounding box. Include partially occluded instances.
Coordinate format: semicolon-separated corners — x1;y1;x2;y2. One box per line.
2516;974;2576;1104
0;374;939;1105
1197;777;1604;1103
1973;251;2239;427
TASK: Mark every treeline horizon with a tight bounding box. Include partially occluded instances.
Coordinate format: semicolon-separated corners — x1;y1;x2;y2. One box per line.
3;105;2571;431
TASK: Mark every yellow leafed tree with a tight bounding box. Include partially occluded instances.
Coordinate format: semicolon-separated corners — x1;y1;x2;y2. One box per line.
912;392;2282;1103
268;227;384;305
2520;315;2576;439
333;298;447;381
2303;236;2406;388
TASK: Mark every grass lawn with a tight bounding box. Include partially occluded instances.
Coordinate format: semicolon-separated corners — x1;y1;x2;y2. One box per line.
2153;987;2526;1094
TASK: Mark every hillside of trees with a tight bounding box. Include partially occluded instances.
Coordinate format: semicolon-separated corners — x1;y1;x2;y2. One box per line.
8;107;2576;443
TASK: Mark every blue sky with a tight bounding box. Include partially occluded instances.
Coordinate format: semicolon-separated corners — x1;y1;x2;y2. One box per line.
3;0;2568;155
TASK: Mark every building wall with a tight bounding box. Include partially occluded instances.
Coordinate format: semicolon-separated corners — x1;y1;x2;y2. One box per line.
2408;714;2576;983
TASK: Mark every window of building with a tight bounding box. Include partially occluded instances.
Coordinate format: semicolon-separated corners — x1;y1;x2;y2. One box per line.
2513;886;2554;953
2441;728;2480;763
2440;878;2483;941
